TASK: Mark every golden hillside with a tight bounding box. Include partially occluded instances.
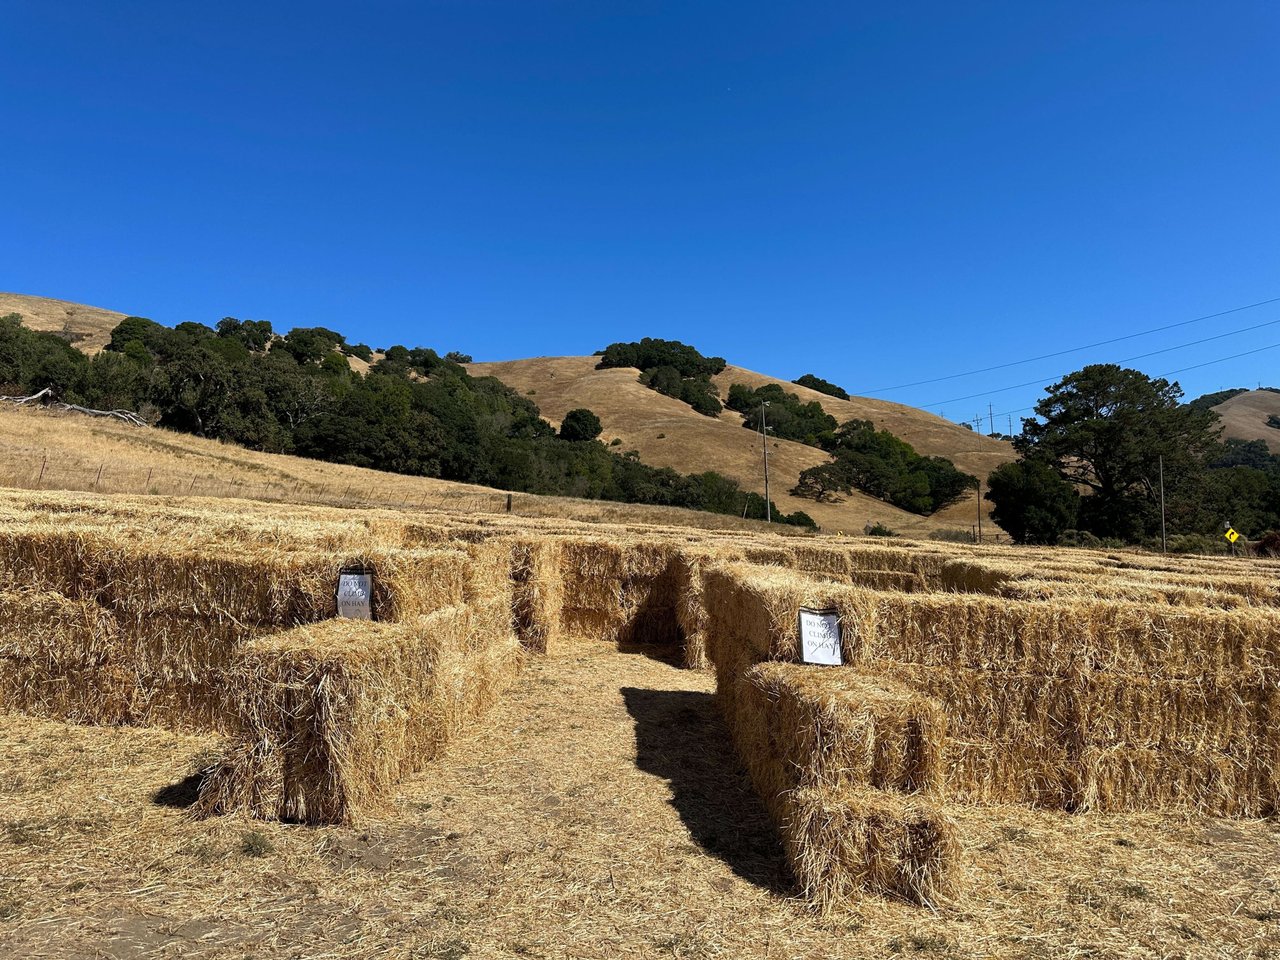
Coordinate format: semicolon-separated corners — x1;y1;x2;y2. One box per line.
0;403;791;534
0;291;128;354
1212;389;1280;453
469;357;1014;536
2;291;1013;536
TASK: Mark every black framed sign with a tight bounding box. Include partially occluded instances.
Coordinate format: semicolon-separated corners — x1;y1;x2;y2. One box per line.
336;565;375;620
798;606;842;665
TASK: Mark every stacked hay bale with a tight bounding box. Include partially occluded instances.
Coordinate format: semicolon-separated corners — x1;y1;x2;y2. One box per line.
704;564;1280;818
704;567;960;907
556;538;682;648
510;539;563;653
0;521;472;731
195;605;523;824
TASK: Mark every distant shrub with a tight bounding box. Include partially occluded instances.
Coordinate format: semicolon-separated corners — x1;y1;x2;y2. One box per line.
444;351;473;363
793;373;849;400
559;408;603;442
864;522;898;537
1163;534;1230;555
1186;387;1248;412
1268;414;1280;430
596;337;726;378
609;438;622;446
1057;529;1102;549
342;342;373;361
928;528;975;543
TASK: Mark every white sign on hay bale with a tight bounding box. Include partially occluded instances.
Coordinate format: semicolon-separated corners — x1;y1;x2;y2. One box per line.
798;607;842;666
336;567;375;620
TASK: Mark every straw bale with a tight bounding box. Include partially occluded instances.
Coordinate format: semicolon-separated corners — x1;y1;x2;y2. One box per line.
998;578;1250;609
1077;745;1257;816
706;563;1280;680
0;589;118;665
463;539;518;641
883;663;1275;813
0;656;138;725
558;539;626;612
741;662;946;797
671;548;742;670
742;546;795;567
1;530;468;626
790;545;853;579
561;607;627;643
511;539;562;653
848;569;926;593
196;606;522;824
781;786;959;909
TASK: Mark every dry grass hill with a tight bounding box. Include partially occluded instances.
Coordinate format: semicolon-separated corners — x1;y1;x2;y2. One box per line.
0;291;126;354
470;356;1014;537
0;403;786;535
1213;389;1280;453
3;292;1015;537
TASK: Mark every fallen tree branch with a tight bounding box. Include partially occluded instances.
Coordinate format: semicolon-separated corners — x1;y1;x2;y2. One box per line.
0;388;148;426
0;387;52;405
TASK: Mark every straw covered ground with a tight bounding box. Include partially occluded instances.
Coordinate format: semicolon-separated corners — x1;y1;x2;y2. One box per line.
3;486;1280;951
2;646;1279;959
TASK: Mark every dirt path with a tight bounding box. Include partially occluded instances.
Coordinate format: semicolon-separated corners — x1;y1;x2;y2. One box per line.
2;646;1279;959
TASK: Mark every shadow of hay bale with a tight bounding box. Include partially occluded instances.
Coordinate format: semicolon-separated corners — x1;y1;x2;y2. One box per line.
622;686;789;894
151;770;208;809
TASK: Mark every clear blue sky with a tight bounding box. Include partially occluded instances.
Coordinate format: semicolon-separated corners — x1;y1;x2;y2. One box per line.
4;2;1278;426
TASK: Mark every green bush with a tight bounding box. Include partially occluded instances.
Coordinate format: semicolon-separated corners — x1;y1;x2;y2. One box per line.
559;408;602;442
793;373;849;400
726;382;837;446
792;419;976;516
597;338;724;417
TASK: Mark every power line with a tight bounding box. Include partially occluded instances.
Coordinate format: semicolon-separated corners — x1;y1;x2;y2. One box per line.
863;295;1280;394
922;315;1280;408
987;339;1280;423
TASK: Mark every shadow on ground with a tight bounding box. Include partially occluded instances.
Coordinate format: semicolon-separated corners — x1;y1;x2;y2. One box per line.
151;770;206;809
622;686;789;894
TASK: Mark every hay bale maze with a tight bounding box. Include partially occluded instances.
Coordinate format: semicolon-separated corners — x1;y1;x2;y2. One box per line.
3;488;1279;914
702;547;1280;908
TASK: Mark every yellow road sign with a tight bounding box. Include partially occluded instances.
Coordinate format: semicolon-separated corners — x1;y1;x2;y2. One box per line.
1224;528;1240;544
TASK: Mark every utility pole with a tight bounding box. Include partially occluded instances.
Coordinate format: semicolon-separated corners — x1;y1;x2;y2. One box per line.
976;478;983;544
761;401;771;523
1158;456;1167;554
1007;414;1013;436
988;403;994;435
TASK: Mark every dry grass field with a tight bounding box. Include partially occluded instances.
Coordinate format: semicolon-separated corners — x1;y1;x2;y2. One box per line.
0;403;788;534
2;488;1280;958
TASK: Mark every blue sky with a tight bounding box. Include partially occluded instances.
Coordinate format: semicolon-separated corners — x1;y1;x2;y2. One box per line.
3;2;1278;425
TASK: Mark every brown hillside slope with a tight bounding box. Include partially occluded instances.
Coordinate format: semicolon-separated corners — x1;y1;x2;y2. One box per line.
0;292;128;354
469;357;1014;536
0;404;791;535
1212;389;1280;453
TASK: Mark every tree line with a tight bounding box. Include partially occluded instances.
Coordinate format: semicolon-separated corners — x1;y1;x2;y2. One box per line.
0;314;815;528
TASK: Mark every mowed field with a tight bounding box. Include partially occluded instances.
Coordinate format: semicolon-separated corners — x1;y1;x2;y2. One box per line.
1;489;1279;958
469;356;1014;537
